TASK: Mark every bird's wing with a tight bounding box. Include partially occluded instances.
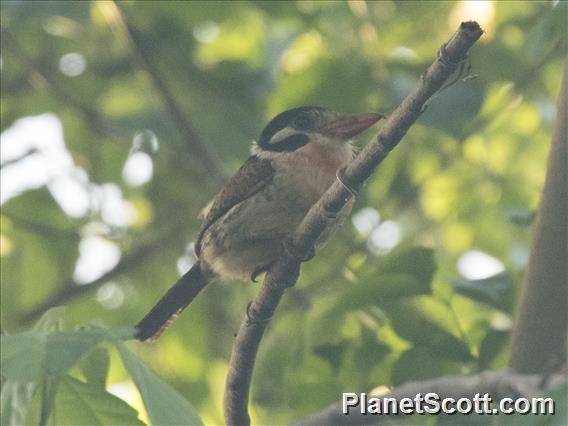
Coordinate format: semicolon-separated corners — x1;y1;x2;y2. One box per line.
195;155;275;256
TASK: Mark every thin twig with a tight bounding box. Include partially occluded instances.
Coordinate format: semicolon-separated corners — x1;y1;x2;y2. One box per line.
1;29;109;137
110;1;228;185
223;22;484;426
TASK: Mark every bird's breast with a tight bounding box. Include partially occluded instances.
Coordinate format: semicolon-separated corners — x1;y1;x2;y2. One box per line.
272;141;353;204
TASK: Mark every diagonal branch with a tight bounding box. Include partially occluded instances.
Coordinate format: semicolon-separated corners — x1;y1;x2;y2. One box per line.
223;22;484;426
109;1;228;185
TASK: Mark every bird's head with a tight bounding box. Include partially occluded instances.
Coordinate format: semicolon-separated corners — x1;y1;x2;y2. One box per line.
255;106;383;154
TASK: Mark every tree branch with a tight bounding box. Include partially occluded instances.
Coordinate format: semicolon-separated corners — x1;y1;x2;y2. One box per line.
294;369;564;426
17;240;157;324
509;63;568;373
110;1;228;185
223;22;484;426
1;29;109;138
16;221;189;324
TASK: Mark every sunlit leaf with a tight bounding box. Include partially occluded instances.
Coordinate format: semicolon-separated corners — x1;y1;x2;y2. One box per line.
49;375;144;425
115;341;203;426
308;247;435;348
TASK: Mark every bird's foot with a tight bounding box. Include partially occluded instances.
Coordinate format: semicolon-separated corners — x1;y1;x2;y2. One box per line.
283;239;315;262
245;301;273;326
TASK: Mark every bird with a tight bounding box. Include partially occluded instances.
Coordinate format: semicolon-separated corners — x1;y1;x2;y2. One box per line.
135;106;382;341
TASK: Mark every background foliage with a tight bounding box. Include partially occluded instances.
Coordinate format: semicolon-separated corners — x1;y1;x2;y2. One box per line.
1;1;566;425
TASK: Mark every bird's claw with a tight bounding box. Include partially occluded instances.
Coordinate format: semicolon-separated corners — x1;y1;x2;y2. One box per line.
250;263;271;283
283;239;315;263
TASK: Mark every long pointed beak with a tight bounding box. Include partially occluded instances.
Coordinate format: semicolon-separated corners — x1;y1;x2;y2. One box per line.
320;112;384;140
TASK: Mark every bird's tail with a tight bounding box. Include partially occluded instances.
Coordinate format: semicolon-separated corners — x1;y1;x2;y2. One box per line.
135;261;209;341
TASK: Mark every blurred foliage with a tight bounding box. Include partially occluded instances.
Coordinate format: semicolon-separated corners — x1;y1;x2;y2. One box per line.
0;1;566;424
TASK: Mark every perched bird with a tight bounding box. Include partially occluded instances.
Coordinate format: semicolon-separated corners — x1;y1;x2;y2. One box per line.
135;106;382;341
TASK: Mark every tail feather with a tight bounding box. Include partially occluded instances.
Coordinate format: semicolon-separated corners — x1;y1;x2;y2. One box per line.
135;262;209;341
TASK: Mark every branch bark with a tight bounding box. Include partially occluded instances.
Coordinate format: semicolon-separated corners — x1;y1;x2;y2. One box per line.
294;369;564;426
509;63;568;373
223;22;484;426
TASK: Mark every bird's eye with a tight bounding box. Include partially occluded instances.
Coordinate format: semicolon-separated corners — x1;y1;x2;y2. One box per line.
293;115;312;130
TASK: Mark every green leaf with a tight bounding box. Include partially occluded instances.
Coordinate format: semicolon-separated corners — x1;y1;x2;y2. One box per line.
391;75;484;139
368;246;437;286
308;247;436;348
1;333;44;381
0;381;36;426
384;297;473;362
452;272;513;312
524;1;568;64
0;330;106;381
307;273;416;348
478;329;510;370
49;375;143;425
80;347;110;388
115;341;203;426
0;309;65;426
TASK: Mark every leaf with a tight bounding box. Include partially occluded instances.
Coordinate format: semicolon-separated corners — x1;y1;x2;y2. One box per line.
0;308;66;426
384;297;473;362
420;79;485;140
364;246;437;287
308;247;436;348
524;1;567;64
0;329;106;381
49;375;144;425
307;273;416;348
1;333;44;381
0;381;36;426
451;272;513;312
390;75;484;139
478;329;510;370
114;341;203;426
80;347;110;388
